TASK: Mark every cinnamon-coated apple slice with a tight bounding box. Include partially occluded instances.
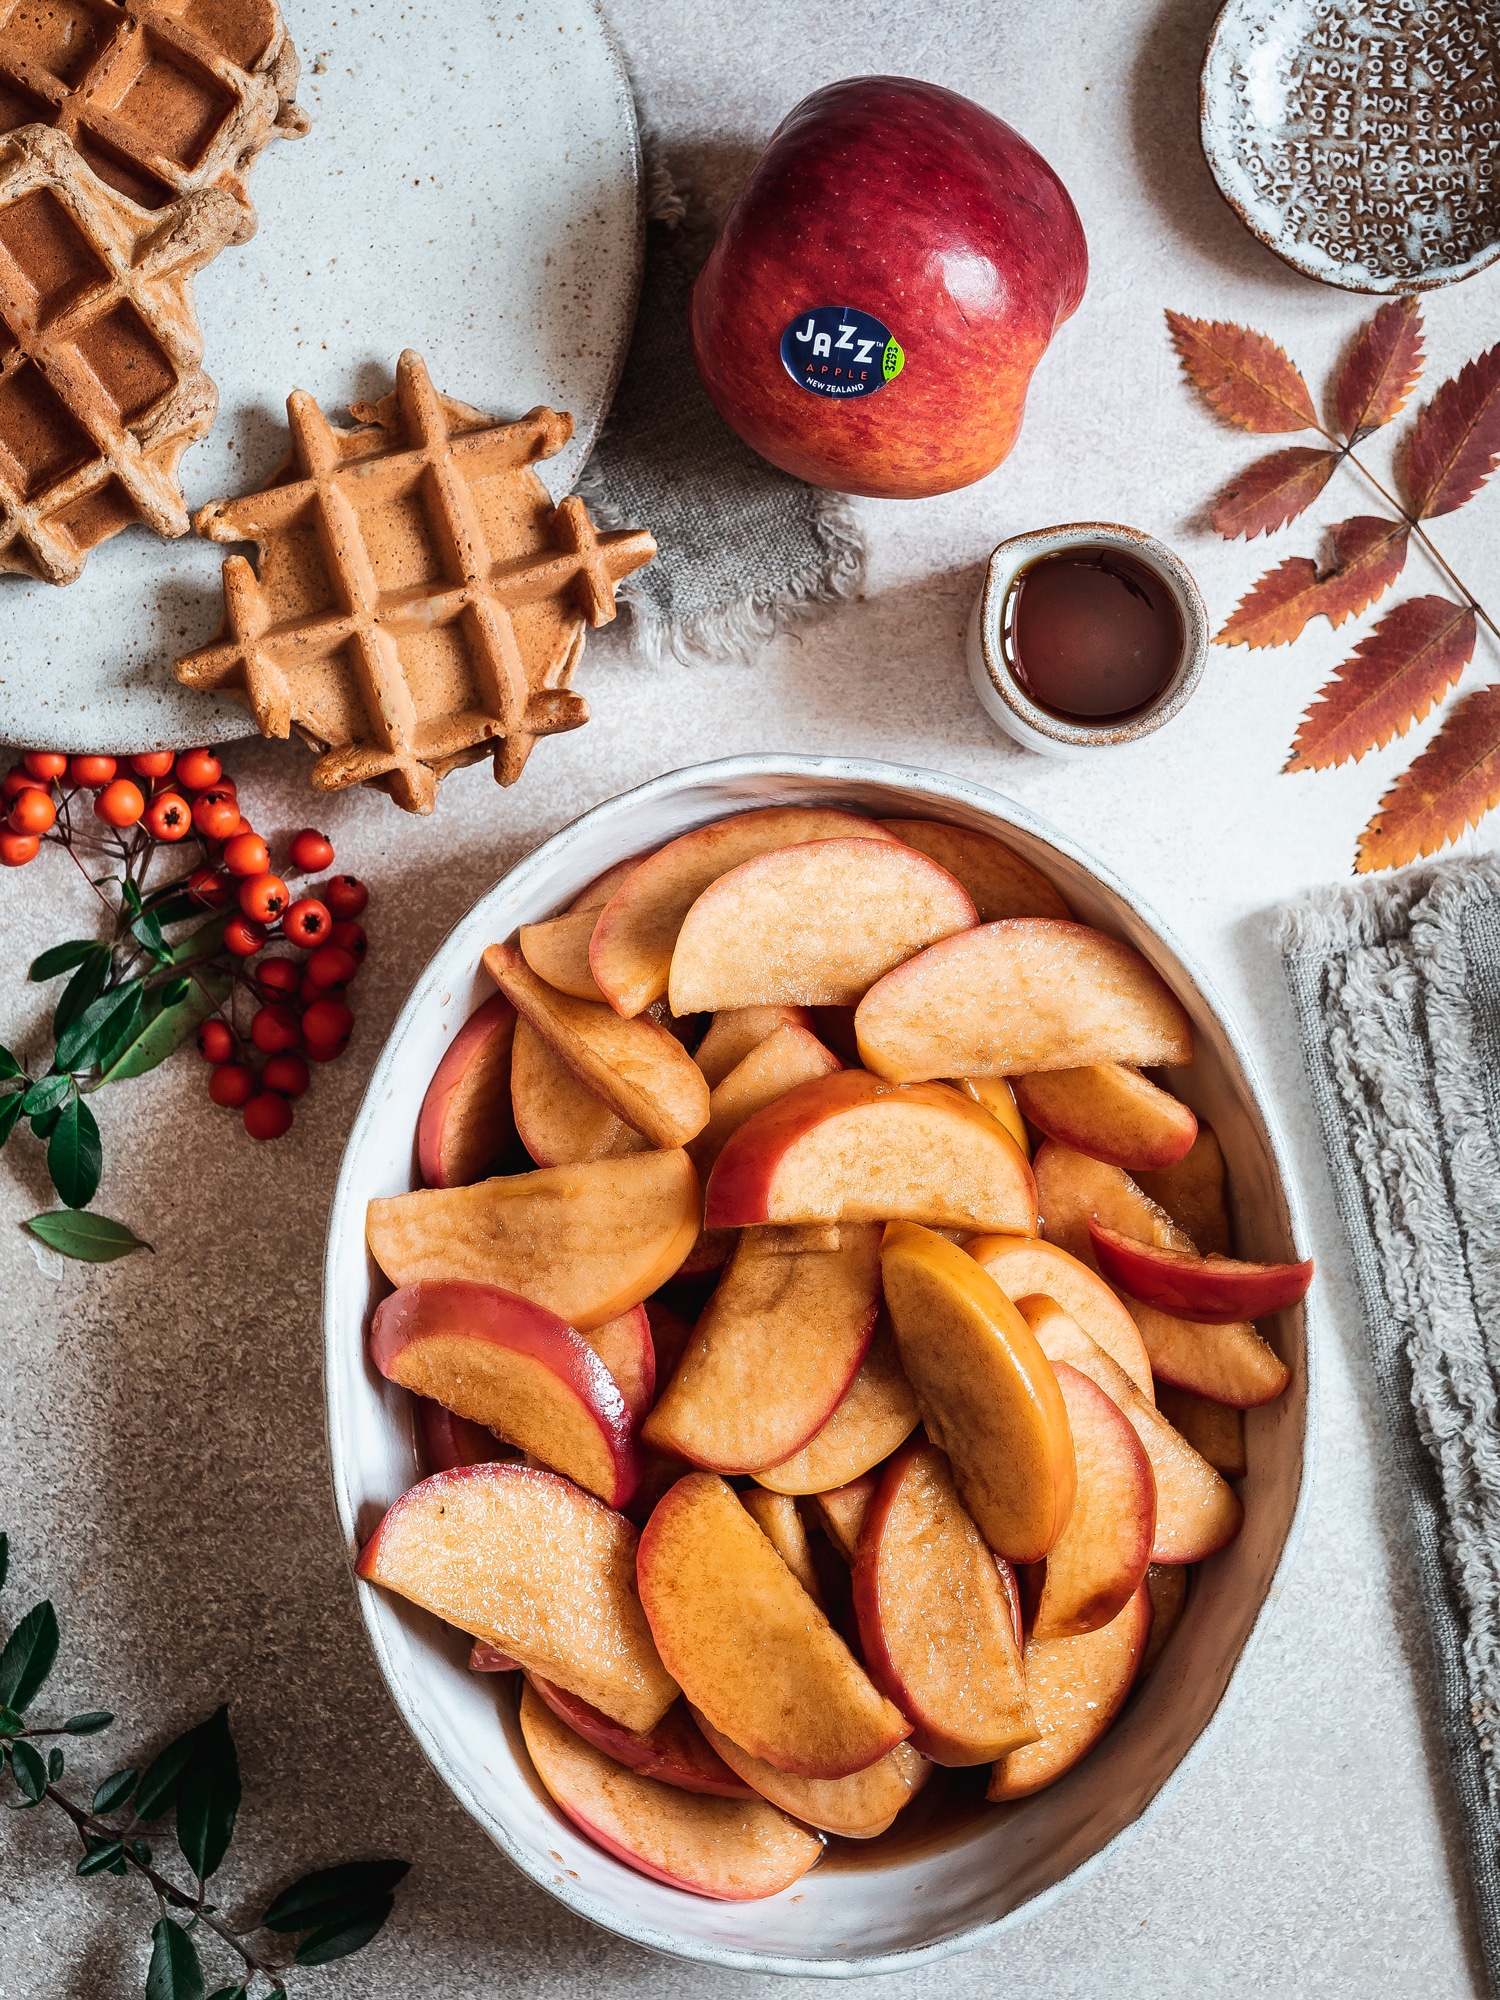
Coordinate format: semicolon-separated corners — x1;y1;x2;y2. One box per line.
964;1232;1154;1399
1088;1221;1314;1324
366;1149;700;1331
854;920;1194;1083
355;1464;677;1732
371;1281;641;1509
519;908;607;1001
878;819;1071;921
705;1072;1038;1234
417;993;517;1188
1141;1563;1188;1680
739;1489;825;1607
518;1682;821;1899
813;1471;879;1563
509;1017;648;1168
852;1439;1037;1765
986;1584;1151;1801
692;1708;929;1838
688;1023;842;1184
642;1224;881;1472
667;837;976;1014
1130;1299;1290;1408
485;943;709;1149
470;1639;521;1671
952;1075;1030;1156
880;1223;1075;1563
754;1313;919;1495
1032;1363;1154;1639
1012;1065;1198;1172
590;806;901;1017
1136;1124;1231;1254
1033;1137;1191;1262
636;1471;910;1779
416;1396;510;1474
525;1675;752;1797
1017;1296;1241;1564
1156;1384;1246;1478
644;1299;694;1385
578;1304;654;1423
694;1005;814;1088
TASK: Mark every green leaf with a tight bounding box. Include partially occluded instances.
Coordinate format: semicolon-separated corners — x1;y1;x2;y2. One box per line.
262;1858;410;1932
129;1838;152;1867
135;1724;198;1821
55;979;142;1072
77;1837;126;1877
8;1737;46;1803
146;1917;204;2000
47;1746;63;1780
98;970;229;1086
30;941;98;982
0;1094;24;1149
145;890;206;926
0;1706;19;1734
293;1895;395;1965
122;879;144;917
159;978;191;1008
0;1045;21;1081
170;914;229;966
0;1530;8;1589
205;1988;249;2000
29;1105;61;1140
176;1705;240;1881
64;1709;113;1735
24;1212;152;1262
52;947;111;1041
92;1765;138;1813
0;1601;58;1712
130;910;170;960
48;1095;102;1209
21;1073;70;1119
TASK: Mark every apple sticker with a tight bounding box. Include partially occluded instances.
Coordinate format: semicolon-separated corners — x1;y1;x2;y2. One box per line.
780;306;905;398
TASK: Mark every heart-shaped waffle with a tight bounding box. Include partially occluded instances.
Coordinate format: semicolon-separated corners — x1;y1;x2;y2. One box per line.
174;350;657;813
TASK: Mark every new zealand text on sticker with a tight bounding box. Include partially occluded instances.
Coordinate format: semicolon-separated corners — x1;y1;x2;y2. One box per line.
780;305;906;399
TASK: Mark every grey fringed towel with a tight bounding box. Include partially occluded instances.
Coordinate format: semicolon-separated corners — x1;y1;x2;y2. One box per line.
1281;857;1500;1993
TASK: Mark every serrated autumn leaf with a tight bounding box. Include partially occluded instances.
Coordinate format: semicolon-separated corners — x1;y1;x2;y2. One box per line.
1405;341;1500;518
1285;596;1475;772
1335;297;1424;442
1210;447;1339;539
1356;684;1500;872
1215;516;1409;648
1165;312;1319;434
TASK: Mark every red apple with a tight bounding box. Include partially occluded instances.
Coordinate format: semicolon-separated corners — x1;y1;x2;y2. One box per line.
415;1396;509;1475
1088;1220;1314;1324
416;993;517;1188
689;77;1087;498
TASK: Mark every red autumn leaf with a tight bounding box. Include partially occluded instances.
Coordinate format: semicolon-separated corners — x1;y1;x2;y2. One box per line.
1166;312;1319;434
1210;447;1339;539
1404;341;1500;518
1215;516;1409;648
1335;297;1424;441
1356;683;1500;872
1284;596;1475;772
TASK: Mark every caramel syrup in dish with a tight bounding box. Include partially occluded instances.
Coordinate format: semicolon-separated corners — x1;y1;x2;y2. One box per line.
1004;547;1183;723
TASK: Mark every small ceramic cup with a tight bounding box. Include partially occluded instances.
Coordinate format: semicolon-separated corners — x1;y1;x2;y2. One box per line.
967;522;1209;759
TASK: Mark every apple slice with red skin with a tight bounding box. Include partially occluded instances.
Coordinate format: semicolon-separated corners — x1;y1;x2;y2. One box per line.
371;1281;641;1510
739;1489;825;1608
1089;1220;1314;1324
355;1463;677;1732
519;908;607;1001
853;1439;1037;1766
642;1223;881;1473
1017;1296;1241;1564
589;806;901;1017
1156;1384;1246;1478
688;1023;842;1185
518;1682;821;1899
1141;1563;1188;1681
526;1675;752;1798
880;1223;1075;1563
417;993;517;1188
485;943;709;1149
695;1005;814;1089
1130;1299;1290;1408
470;1639;520;1671
568;852;656;916
366;1149;700;1332
1034;1137;1190;1262
693;1708;929;1838
987;1583;1151;1801
964;1232;1154;1400
578;1304;654;1424
952;1075;1029;1157
667;837;976;1014
813;1471;879;1564
415;1396;511;1475
705;1071;1038;1235
878;819;1071;922
854;920;1194;1084
636;1470;910;1779
510;1017;648;1168
1012;1065;1198;1173
1136;1124;1231;1254
754;1312;919;1495
1032;1362;1154;1639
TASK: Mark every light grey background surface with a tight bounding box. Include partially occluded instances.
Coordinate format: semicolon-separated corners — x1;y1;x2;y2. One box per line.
2;0;1498;1994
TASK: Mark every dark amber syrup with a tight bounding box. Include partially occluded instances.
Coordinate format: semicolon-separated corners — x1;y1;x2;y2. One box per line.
1003;547;1183;723
818;1763;997;1872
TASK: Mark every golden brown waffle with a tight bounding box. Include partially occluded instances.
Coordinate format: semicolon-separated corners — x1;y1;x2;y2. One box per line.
0;0;306;240
174;350;657;814
0;122;238;582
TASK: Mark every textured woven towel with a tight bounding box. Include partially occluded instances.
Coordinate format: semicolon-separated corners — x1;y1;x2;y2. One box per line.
1281;857;1500;1994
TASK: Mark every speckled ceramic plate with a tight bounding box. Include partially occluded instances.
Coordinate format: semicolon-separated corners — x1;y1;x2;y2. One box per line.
1201;0;1500;293
0;0;642;754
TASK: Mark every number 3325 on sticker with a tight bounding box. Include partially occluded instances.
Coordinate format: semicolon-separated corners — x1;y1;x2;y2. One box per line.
780;305;905;398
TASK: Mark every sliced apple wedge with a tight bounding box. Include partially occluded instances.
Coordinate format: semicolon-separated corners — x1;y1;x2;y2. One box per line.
1130;1298;1290;1407
526;1676;752;1797
986;1584;1151;1801
1031;1362;1154;1639
880;1223;1075;1563
693;1709;928;1838
470;1639;521;1671
518;1682;821;1899
952;1075;1030;1157
1141;1563;1188;1680
1136;1124;1232;1254
668;837;976;1014
1156;1384;1247;1478
636;1470;910;1779
740;1489;825;1607
578;1304;654;1423
590;806;900;1017
485;943;709;1149
754;1313;919;1495
417;993;517;1189
642;1224;881;1473
510;1017;648;1168
1012;1066;1197;1173
694;1005;814;1089
366;1149;700;1331
813;1472;879;1564
854;920;1194;1084
1017;1296;1241;1564
853;1439;1037;1766
415;1396;509;1475
519;908;607;1001
878;819;1071;922
568;852;656;915
1089;1221;1314;1324
644;1299;695;1385
688;1024;842;1185
1033;1137;1191;1263
355;1463;677;1731
964;1233;1154;1401
705;1072;1037;1235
